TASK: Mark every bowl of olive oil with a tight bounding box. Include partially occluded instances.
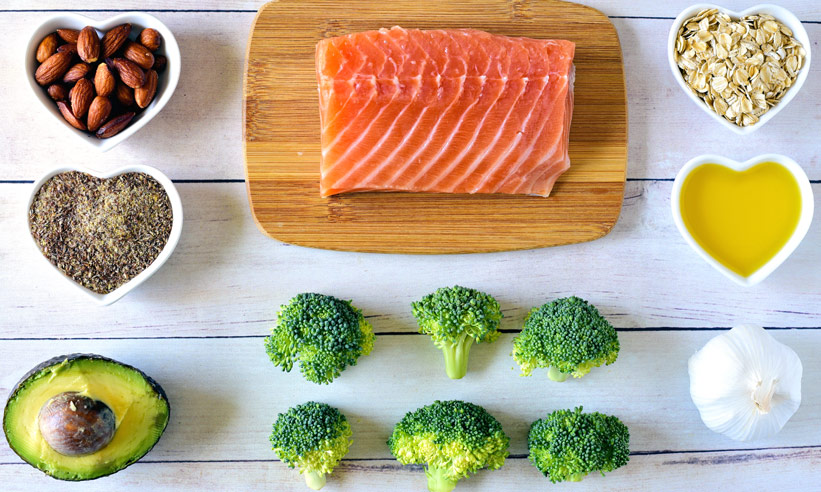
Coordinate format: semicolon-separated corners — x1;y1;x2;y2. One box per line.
672;154;813;286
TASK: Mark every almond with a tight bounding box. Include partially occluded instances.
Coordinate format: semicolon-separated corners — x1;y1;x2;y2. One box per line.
96;112;135;139
109;57;146;89
36;33;59;63
77;26;100;63
123;41;155;70
47;84;68;101
139;28;161;52
135;69;158;108
57;43;77;55
69;78;94;118
35;51;72;86
94;63;116;97
101;23;131;58
57;100;87;131
57;28;79;43
62;62;91;84
152;55;167;73
115;82;135;106
87;96;112;132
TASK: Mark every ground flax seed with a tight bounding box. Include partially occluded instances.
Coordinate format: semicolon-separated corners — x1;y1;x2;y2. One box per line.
29;171;173;294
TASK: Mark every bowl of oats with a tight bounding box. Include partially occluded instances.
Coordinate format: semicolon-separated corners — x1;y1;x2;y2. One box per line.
668;4;810;134
27;164;183;305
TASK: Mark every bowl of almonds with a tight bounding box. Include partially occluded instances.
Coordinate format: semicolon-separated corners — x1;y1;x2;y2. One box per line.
26;12;180;151
668;4;810;134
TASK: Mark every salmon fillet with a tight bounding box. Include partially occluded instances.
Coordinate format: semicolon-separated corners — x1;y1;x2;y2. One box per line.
316;27;575;197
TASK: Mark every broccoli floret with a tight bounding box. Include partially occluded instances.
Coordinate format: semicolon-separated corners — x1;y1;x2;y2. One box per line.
270;401;353;490
411;286;502;379
528;406;630;483
388;400;510;492
511;296;618;382
265;293;375;384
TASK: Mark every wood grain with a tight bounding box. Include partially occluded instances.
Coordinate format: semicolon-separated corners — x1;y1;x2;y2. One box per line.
3;332;821;460
2;182;819;338
244;0;627;253
2;15;818;181
2;448;821;492
4;0;821;20
1;332;820;491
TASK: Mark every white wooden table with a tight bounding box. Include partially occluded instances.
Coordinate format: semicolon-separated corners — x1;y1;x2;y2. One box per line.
1;1;820;490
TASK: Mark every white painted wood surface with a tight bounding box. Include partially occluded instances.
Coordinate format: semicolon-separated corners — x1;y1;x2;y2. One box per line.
1;10;820;181
3;0;821;19
1;1;820;491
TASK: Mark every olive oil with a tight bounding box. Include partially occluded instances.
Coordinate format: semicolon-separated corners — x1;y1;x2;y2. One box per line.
679;162;802;278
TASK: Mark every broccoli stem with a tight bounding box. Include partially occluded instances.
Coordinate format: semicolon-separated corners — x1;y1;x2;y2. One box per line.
304;470;327;490
548;366;569;382
439;332;474;380
425;466;458;492
568;472;585;482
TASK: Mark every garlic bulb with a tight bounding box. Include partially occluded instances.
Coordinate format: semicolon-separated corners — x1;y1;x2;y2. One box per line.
688;324;802;442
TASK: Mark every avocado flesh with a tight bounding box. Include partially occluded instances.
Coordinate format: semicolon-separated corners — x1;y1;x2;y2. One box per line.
3;356;169;481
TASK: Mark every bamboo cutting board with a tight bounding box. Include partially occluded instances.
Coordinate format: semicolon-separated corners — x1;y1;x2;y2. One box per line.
244;0;627;254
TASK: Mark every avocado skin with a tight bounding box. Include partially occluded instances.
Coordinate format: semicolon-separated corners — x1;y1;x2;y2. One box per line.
2;353;170;481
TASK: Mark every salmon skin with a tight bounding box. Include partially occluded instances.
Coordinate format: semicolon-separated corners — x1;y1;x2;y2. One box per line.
316;26;575;197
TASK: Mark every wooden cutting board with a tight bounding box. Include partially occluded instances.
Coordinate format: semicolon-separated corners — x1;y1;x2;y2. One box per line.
244;0;626;254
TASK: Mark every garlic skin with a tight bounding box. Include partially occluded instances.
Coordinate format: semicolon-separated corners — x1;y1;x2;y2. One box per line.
688;324;802;442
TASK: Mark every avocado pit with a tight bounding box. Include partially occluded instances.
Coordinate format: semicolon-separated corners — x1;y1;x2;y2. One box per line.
38;392;116;456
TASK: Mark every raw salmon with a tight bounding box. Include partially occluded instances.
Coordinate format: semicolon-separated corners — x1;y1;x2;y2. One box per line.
316;27;575;197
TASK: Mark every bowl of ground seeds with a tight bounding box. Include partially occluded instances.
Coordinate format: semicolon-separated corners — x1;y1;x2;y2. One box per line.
27;165;183;305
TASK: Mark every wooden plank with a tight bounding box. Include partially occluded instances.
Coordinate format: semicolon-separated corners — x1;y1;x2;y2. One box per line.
2;11;249;181
2;448;821;492
1;182;819;338
1;332;820;492
0;14;818;181
619;19;821;180
2;0;821;20
2;332;820;463
244;0;628;253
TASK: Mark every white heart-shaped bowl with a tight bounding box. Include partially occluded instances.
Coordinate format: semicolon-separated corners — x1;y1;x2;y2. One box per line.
668;4;811;135
671;154;813;286
27;165;184;305
25;13;181;152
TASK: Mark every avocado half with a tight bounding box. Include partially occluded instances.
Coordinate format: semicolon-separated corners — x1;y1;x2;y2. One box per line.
2;354;170;481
